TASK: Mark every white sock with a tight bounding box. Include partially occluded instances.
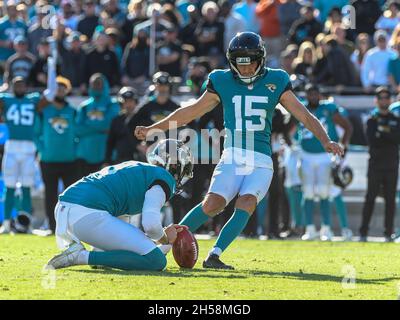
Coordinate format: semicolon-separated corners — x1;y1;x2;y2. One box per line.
158;244;172;255
209;247;222;257
77;250;89;265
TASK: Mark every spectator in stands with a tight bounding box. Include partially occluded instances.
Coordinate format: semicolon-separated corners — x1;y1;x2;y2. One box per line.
75;73;119;178
29;37;53;88
176;0;197;27
289;4;323;45
352;0;382;37
278;0;301;39
233;0;259;33
179;4;200;52
77;0;100;40
35;76;77;233
100;0;126;28
184;58;209;96
323;7;343;33
58;32;86;90
105;27;123;63
27;4;53;56
256;0;283;68
105;86;143;165
314;35;356;87
195;1;224;58
161;3;181;28
331;22;355;56
156;27;183;77
280;45;298;74
351;33;371;85
121;29;149;93
121;0;147;48
59;0;80;31
82;27;120;90
388;37;400;93
313;0;348;24
375;0;400;37
136;72;179;133
361;30;396;93
0;0;28;64
134;3;173;43
3;36;35;85
292;41;316;81
360;86;400;242
219;0;245;53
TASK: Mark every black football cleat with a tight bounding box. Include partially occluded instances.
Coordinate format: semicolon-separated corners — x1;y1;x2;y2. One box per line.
202;254;234;270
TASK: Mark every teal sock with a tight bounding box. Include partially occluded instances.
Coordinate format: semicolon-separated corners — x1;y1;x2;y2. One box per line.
214;208;250;253
304;199;314;225
287;186;304;227
334;195;348;228
256;196;267;234
88;247;166;271
179;203;210;232
21;187;32;214
4;188;15;220
320;198;331;226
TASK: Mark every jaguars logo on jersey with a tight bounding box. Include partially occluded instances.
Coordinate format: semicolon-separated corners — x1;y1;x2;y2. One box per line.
49;117;69;134
266;84;276;92
87;110;105;121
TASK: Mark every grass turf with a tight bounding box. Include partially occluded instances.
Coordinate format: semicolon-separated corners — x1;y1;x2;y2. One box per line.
0;235;400;300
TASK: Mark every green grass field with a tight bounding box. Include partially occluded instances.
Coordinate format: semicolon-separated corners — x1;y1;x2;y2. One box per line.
1;235;400;300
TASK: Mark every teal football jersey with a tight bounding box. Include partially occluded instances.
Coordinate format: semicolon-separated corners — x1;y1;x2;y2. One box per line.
208;68;291;157
0;92;40;141
59;161;176;217
297;100;339;153
390;101;400;117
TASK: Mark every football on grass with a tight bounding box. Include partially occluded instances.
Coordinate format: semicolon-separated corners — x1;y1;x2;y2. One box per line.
172;228;199;268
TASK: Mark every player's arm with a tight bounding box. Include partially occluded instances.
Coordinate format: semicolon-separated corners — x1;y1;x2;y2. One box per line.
280;90;344;156
332;112;353;148
36;56;58;113
141;185;187;245
134;90;220;140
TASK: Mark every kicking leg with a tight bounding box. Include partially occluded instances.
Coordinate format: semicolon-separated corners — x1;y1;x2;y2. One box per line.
204;166;273;270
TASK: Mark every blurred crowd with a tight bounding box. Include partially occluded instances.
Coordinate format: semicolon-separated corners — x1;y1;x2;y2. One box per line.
1;0;400;95
0;0;400;239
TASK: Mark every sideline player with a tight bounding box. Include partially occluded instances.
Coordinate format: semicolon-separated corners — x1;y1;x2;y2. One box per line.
297;84;352;241
46;139;194;271
135;32;344;269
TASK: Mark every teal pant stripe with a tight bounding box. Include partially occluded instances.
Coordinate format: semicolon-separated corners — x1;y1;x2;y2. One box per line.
333;195;348;228
88;247;166;271
320;199;331;226
4;188;15;220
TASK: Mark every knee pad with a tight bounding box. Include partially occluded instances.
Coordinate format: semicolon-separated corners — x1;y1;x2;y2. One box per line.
146;247;167;271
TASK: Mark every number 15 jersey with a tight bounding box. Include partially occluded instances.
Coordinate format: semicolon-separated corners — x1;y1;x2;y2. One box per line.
206;68;291;158
0;92;40;141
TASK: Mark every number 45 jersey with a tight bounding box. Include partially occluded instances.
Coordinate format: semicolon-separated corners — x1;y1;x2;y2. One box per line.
207;68;291;159
0;92;40;141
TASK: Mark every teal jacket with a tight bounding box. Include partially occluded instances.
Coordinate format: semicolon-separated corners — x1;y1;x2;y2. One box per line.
34;103;77;163
75;75;119;164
